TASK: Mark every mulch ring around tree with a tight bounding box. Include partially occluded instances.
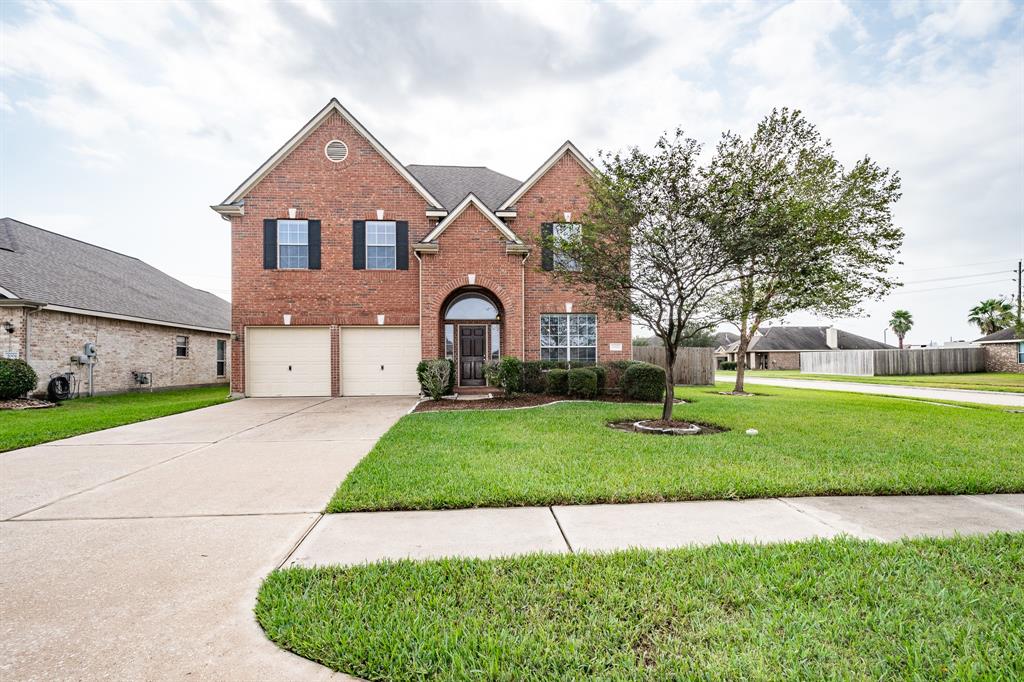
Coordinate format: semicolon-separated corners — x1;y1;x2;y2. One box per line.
608;419;727;436
412;394;688;413
0;398;56;410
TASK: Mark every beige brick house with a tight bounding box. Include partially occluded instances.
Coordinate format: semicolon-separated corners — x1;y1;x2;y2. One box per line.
976;328;1024;373
0;218;230;397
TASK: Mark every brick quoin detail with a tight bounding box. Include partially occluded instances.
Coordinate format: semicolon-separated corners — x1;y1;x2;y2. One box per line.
227;108;632;394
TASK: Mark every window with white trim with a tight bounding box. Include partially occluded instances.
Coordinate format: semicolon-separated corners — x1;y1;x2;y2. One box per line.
277;220;309;269
553;222;581;272
366;220;396;270
175;335;189;358
540;314;596;364
1018;341;1023;364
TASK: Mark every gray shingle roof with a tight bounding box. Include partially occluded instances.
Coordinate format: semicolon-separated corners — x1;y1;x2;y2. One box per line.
406;165;521;211
975;328;1023;343
727;326;892;352
0;218;230;331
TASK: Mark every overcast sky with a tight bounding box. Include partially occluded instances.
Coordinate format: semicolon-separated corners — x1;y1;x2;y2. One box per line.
2;0;1022;346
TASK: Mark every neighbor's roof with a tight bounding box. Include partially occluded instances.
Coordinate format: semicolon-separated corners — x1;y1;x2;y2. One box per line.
406;165;522;211
0;218;230;332
974;328;1023;343
726;326;893;352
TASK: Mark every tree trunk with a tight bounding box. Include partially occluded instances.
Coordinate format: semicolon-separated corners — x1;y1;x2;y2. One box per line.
898;336;904;350
733;335;750;394
662;346;676;421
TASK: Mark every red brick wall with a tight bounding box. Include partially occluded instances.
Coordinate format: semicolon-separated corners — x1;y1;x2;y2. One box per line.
506;152;632;362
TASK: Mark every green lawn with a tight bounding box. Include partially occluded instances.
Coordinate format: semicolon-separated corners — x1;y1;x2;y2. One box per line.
256;534;1024;681
725;370;1024;393
0;386;230;452
328;384;1023;512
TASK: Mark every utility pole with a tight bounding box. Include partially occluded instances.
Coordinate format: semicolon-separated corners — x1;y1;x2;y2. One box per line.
1017;260;1022;324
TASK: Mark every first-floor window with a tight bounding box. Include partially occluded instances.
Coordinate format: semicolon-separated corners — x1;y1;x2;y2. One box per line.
540;314;596;364
175;335;189;358
216;339;226;377
277;219;309;269
490;323;501;361
1018;342;1023;364
444;324;455;360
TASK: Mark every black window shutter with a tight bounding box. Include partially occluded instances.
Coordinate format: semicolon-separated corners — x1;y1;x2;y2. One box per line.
263;219;277;269
308;220;321;269
395;221;409;270
352;221;366;269
541;223;554;271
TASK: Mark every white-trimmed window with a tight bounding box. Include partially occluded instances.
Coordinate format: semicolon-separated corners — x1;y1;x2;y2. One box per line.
366;220;397;270
175;335;189;358
552;222;581;271
1018;341;1023;364
540;314;596;364
277;220;309;269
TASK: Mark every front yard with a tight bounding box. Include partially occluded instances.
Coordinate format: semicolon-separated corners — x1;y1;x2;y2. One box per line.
257;533;1024;680
0;386;230;452
328;384;1023;512
728;370;1024;393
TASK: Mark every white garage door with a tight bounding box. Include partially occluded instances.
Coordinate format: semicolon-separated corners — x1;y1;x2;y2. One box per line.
246;327;331;397
341;327;421;396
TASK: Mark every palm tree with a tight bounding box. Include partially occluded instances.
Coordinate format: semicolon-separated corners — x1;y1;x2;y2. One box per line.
889;310;913;349
968;298;1015;336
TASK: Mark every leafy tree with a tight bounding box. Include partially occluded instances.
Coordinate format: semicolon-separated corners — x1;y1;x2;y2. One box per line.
707;108;903;392
889;310;913;349
968;298;1015;336
545;131;734;420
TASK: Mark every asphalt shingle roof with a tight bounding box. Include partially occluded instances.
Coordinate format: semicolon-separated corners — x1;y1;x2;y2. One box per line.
974;328;1023;343
406;165;522;211
726;326;892;352
0;218;230;331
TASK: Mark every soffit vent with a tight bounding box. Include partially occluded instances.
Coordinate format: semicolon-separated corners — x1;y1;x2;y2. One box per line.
325;140;349;163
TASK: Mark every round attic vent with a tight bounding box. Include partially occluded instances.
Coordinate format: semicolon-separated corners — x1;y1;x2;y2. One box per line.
325;140;348;162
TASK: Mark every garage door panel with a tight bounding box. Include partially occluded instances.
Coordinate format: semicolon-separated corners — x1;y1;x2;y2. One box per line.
247;327;331;397
341;327;420;396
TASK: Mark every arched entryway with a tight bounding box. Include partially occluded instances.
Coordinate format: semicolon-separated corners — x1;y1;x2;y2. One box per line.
441;287;503;388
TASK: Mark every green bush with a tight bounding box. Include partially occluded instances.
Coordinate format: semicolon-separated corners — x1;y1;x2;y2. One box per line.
567;368;598;399
589;365;607;392
0;359;38;400
416;359;455;398
485;356;524;396
521;361;549;394
622;362;666;402
547;368;569;395
721;361;737;371
603;360;643;391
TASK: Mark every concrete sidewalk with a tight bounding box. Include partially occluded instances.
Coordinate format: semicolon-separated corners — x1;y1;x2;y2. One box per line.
716;372;1024;407
287;494;1024;566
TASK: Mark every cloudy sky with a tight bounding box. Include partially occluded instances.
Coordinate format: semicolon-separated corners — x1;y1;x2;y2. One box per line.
2;0;1021;345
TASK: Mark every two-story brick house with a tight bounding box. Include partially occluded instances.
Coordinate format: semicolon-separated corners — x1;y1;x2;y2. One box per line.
212;99;631;397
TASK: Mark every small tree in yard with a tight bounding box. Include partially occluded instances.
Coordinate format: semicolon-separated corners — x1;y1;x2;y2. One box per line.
889;310;913;349
968;298;1015;336
545;131;733;420
707;108;903;393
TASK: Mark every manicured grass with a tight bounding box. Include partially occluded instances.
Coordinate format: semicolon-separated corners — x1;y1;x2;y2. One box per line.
727;370;1024;393
327;384;1023;512
256;534;1024;680
0;386;230;452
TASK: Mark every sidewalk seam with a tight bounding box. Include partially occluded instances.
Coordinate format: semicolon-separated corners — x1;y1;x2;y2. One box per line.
277;513;326;569
775;497;882;541
549;506;574;553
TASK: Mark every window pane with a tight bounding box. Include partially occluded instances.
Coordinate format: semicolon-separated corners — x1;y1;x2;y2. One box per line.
569;314;596;347
279;244;308;269
444;324;455;360
540;315;567;348
446;295;498;320
277;220;308;245
366;221;396;246
570;347;596;364
366;245;395;270
490;324;500;360
553;223;581;272
541;347;567;361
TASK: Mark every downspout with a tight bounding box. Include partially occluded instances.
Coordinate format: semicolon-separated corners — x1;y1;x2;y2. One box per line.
520;251;530;361
414;251;424;358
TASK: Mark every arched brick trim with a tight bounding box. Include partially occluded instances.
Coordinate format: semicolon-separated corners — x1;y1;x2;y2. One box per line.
430;275;515;313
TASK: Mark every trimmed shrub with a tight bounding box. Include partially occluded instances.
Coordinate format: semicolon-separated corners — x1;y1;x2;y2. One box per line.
485;356;524;396
0;359;38;400
622;362;666;402
522;361;549;394
603;360;643;391
567;368;598;399
547;368;569;395
721;361;737;371
417;358;455;398
589;365;607;392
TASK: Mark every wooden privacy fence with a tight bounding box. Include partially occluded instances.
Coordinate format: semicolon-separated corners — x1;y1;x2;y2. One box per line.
632;346;716;385
799;348;986;376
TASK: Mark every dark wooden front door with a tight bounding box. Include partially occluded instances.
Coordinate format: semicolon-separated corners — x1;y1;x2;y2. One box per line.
459;326;486;386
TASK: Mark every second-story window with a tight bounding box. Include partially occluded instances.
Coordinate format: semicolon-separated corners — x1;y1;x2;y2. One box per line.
553;222;581;272
277;220;309;269
366;220;396;270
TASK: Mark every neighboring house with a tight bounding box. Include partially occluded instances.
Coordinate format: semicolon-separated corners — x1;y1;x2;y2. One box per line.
720;326;893;370
974;328;1024;373
0;218;230;396
211;98;631;398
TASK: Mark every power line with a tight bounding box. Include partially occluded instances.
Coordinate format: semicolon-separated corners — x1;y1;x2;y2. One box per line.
894;259;1014;272
891;278;1012;295
901;269;1008;285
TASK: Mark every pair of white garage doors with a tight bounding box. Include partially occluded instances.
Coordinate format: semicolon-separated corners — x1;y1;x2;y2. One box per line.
245;326;421;397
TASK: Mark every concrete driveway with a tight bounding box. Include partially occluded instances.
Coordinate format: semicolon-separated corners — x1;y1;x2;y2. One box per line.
0;396;416;681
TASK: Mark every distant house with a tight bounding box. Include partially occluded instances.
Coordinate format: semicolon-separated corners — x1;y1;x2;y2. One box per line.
639;331;738;350
719;326;893;370
0;218;231;396
974;328;1024;374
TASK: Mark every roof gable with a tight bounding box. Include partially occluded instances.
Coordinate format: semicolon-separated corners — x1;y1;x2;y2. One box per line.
497;141;597;211
215;99;444;210
421;194;521;244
